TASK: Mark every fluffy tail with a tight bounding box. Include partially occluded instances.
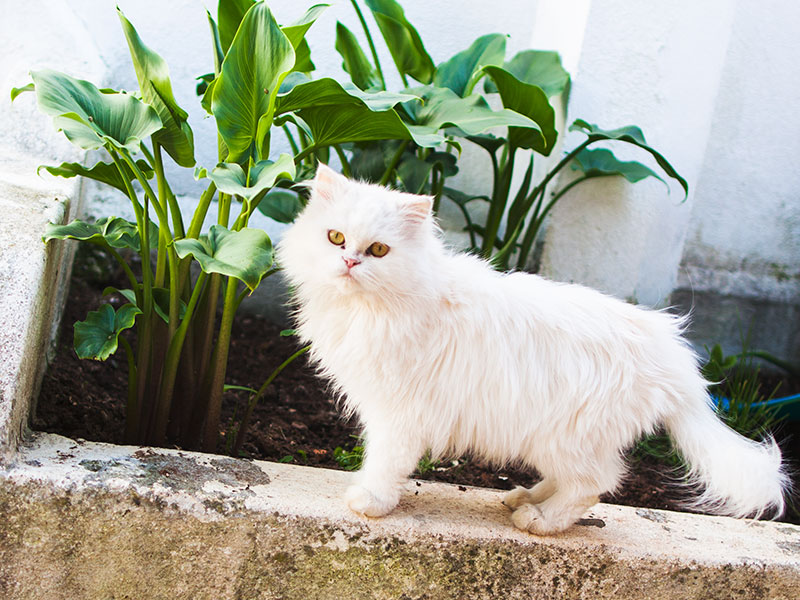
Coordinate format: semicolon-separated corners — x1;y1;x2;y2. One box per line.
664;398;789;519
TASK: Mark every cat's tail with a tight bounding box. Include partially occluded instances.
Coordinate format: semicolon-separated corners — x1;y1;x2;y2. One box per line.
664;395;789;519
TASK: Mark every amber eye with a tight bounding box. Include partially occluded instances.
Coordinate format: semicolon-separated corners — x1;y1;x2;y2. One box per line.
328;229;345;246
366;241;390;257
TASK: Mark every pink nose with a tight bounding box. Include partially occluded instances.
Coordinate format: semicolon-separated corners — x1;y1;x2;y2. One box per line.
343;256;361;270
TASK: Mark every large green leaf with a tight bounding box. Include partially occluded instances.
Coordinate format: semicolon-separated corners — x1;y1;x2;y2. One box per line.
292;38;315;74
483;65;556;155
218;0;255;54
365;0;434;84
207;10;225;74
212;3;295;162
74;303;141;360
173;225;273;291
38;158;154;195
571;147;667;186
275;77;417;114
282;4;328;73
255;187;304;223
118;9;195;167
335;21;381;91
410;87;543;142
44;217;158;252
281;108;429;148
434;33;506;97
275;78;435;148
29;69;161;153
485;50;569;98
570;119;689;199
281;4;328;49
208;154;296;202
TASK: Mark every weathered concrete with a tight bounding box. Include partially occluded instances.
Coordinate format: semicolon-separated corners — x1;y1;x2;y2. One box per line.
0;173;81;462
1;432;799;600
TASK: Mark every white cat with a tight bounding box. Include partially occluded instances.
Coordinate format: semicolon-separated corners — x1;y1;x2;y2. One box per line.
277;164;788;534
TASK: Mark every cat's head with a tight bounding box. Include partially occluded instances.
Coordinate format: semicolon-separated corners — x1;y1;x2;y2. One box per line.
278;164;438;302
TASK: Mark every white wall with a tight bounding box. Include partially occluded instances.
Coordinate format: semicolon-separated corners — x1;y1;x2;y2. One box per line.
539;0;800;313
677;0;800;304
538;0;738;305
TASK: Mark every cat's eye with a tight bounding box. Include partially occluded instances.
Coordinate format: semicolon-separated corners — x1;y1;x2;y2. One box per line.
328;229;345;246
366;241;390;257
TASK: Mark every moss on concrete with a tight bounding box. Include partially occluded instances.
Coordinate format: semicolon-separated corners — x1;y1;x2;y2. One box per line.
1;477;799;600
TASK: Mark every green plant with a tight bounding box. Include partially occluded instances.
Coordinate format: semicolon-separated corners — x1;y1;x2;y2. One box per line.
333;437;366;471
415;451;439;475
14;1;444;454
332;0;688;270
703;344;783;438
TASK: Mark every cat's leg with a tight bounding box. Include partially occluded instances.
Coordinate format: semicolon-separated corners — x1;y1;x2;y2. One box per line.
511;458;622;534
511;486;600;535
503;478;558;509
345;425;423;518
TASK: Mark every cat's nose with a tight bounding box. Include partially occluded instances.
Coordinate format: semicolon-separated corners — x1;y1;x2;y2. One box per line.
343;256;361;270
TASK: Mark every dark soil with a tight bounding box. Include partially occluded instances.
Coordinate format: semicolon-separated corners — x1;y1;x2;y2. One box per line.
34;249;800;523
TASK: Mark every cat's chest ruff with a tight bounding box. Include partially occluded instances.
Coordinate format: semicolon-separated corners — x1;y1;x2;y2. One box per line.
305;297;434;359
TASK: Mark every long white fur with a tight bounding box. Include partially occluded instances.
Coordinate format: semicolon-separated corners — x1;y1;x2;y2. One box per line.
277;164;788;534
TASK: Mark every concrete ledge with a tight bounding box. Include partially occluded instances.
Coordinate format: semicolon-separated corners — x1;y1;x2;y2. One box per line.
1;432;799;599
0;171;81;461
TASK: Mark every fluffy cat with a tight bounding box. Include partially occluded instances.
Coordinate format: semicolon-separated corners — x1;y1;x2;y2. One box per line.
277;164;788;534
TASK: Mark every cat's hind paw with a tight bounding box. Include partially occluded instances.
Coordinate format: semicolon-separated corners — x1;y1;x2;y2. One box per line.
345;485;398;518
511;504;569;535
503;486;534;509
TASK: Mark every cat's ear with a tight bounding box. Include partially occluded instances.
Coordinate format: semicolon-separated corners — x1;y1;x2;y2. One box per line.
311;163;347;204
401;194;433;225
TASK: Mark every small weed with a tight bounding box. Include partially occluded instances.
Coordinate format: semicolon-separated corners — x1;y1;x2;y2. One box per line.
416;451;439;475
333;436;365;471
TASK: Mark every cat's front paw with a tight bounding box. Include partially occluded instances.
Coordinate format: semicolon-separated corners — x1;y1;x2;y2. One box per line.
345;485;398;518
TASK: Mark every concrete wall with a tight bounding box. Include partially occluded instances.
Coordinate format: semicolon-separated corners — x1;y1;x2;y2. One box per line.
536;0;800;358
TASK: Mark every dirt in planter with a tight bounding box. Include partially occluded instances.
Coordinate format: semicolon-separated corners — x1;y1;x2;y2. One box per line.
35;255;800;524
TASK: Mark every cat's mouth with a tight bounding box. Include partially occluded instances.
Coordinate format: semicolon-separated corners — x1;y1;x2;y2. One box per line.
337;267;360;285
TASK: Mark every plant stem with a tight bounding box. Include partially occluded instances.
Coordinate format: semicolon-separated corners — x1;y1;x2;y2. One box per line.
106;246;140;301
231;344;311;456
293;145;317;165
431;163;445;213
282;124;300;156
120;337;138;444
349;0;386;90
151;142;186;238
109;147;155;441
149;271;208;445
481;144;516;258
201;277;239;452
333;145;352;177
516;174;593;270
186;182;217;239
218;192;231;227
118;148;169;229
380;140;410;186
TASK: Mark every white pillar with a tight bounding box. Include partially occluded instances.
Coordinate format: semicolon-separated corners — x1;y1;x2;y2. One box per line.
538;0;736;306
